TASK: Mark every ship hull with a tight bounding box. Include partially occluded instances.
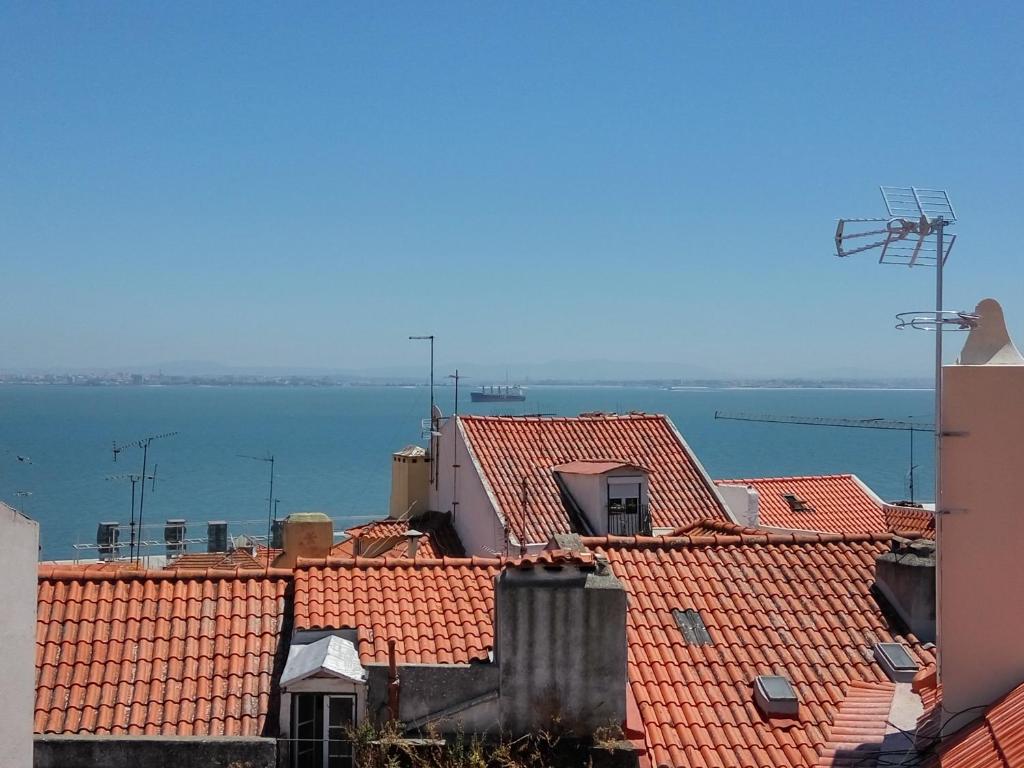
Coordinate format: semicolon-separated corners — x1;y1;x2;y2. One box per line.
470;393;526;402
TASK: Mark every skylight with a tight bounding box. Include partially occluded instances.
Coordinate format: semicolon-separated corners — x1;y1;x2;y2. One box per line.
672;608;713;646
782;493;811;513
754;675;799;716
874;642;918;682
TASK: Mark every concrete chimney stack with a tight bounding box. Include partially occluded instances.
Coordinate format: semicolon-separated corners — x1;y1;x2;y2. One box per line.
272;512;334;568
939;298;1024;730
494;554;627;736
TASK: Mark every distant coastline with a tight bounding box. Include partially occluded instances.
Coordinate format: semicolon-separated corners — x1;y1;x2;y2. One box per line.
0;373;932;390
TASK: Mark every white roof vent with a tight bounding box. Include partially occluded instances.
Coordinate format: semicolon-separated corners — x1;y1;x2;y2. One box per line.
754;675;799;716
873;642;919;682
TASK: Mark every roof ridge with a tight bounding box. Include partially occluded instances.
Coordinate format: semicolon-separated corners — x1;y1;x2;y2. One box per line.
297;554;505;569
717;473;856;484
582;530;898;550
37;565;293;582
459;412;664;422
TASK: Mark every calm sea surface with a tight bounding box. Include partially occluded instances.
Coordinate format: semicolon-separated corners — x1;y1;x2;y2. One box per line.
0;385;934;558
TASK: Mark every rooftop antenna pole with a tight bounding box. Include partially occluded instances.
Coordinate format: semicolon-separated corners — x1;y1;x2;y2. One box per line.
409;335;436;486
835;187;973;673
239;453;275;552
111;431;177;564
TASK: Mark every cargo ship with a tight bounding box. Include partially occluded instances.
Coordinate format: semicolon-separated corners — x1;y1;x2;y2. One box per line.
470;384;526;403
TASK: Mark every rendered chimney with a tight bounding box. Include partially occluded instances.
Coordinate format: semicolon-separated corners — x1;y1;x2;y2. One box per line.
874;537;935;643
939;298;1024;730
715;483;760;527
406;529;423;559
272;512;334;568
495;555;627;736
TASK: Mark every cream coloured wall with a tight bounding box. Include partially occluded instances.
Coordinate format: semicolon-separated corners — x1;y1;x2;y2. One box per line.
0;502;38;768
939;302;1024;729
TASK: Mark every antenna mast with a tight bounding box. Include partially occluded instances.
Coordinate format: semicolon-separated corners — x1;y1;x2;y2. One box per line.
239;452;276;553
409;335;437;486
111;431;177;563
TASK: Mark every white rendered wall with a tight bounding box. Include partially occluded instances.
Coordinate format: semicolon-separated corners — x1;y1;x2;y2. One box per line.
0;503;38;768
939;362;1024;724
431;418;509;556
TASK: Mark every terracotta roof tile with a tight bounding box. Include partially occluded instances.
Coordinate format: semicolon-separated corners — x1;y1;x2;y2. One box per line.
460;413;728;543
35;565;289;736
331;515;465;559
719;474;935;538
584;532;934;768
293;557;501;664
916;676;1024;768
815;681;896;767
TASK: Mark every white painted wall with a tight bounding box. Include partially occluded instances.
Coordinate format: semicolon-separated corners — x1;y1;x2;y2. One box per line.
939;360;1024;727
715;484;760;527
0;502;38;768
430;418;510;556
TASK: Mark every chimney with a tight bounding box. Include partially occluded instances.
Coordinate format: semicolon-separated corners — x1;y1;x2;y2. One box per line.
164;519;186;557
406;529;423;559
874;537;935;643
272;512;334;568
271;518;284;549
389;445;430;519
715;483;760;527
207;521;228;553
97;522;120;561
495;554;627;736
939;298;1024;730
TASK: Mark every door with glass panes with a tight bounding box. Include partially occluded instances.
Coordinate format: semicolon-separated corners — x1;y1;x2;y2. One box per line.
292;693;356;768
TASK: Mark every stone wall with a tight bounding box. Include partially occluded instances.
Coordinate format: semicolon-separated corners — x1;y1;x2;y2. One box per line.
34;735;276;768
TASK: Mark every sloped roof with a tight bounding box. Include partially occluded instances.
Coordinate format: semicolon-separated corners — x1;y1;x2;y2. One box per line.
718;474;936;538
293;556;501;664
331;515;465;559
583;532;934;768
815;681;896;767
459;413;728;543
35;565;289;736
281;635;366;686
914;672;1024;768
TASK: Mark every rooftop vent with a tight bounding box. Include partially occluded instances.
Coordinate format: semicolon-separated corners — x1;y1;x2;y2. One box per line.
873;642;919;682
754;675;799;717
672;608;713;646
782;493;812;513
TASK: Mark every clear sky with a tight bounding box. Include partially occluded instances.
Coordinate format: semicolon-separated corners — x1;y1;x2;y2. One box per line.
3;2;1022;378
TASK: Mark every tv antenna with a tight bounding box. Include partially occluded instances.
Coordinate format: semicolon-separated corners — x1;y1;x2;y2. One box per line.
409;334;437;486
106;466;158;561
714;411;932;503
239;452;275;555
835;187;975;511
111;431;177;563
14;489;32;514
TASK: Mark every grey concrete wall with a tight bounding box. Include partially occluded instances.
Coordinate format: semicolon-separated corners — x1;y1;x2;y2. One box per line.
366;663;499;733
33;735;276;768
875;539;936;643
2;503;38;768
496;564;627;736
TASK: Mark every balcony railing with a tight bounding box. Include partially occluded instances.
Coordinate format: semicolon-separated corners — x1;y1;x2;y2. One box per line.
607;503;651;536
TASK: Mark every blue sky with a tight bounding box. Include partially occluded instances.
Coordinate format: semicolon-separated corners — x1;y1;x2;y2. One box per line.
3;2;1022;378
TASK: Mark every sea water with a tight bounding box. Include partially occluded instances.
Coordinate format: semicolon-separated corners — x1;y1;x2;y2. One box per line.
0;384;933;558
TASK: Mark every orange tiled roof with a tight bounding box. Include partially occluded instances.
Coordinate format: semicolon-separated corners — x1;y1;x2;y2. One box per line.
583;531;934;768
815;681;896;767
718;474;935;538
460;413;728;543
35;565;289;736
294;556;501;664
883;504;936;539
914;674;1024;768
331;516;465;559
168;549;264;570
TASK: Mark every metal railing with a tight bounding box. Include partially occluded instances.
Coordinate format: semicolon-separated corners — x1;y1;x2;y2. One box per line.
607;503;651;536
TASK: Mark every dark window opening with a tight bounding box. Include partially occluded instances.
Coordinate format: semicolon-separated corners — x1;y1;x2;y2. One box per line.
672;608;713;646
292;694;356;768
781;493;812;513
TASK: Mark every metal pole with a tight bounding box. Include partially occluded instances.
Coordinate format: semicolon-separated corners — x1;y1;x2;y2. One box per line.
934;219;944;672
137;441;149;564
267;456;275;553
129;478;137;561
